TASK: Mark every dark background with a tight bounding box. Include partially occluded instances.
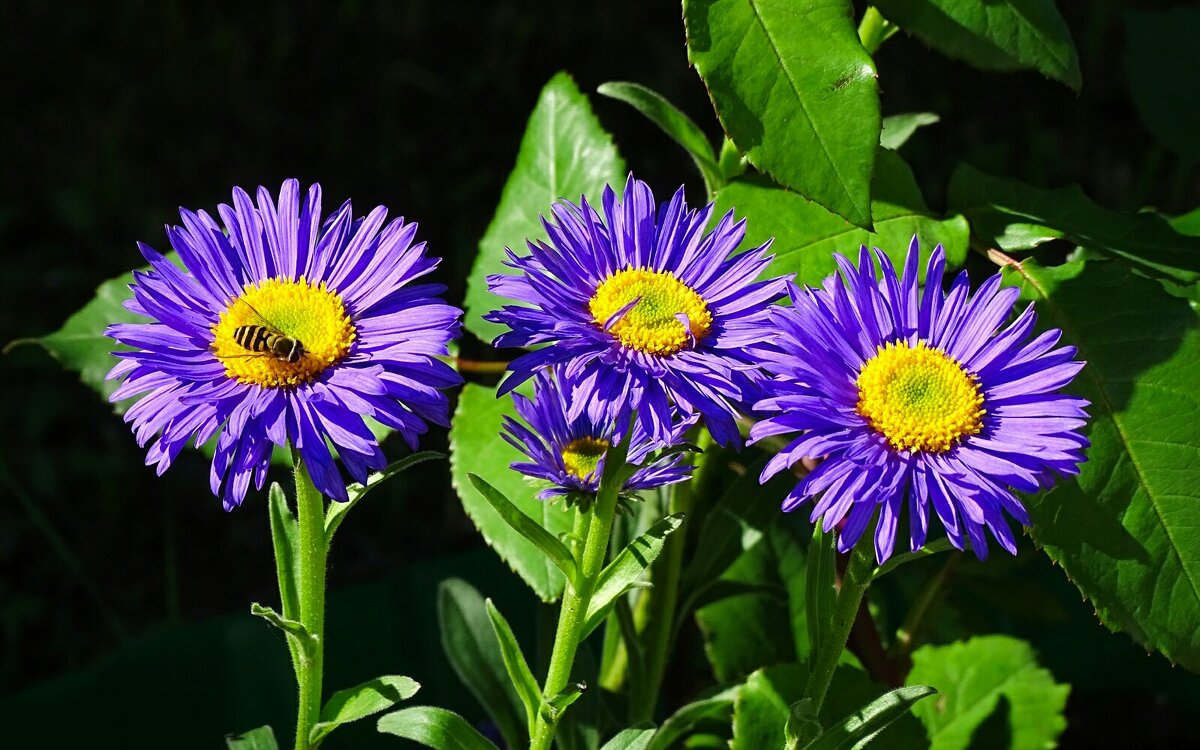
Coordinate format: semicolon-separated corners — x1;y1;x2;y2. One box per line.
2;1;1197;747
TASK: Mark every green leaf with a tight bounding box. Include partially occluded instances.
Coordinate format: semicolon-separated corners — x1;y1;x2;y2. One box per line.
7;266;141;408
268;483;301;625
733;664;927;750
310;675;420;745
906;636;1068;750
464;71;625;343
949;164;1200;284
1003;259;1200;671
802;686;936;750
324;450;444;542
484;599;541;736
680;456;793;608
805;526;836;658
713;150;968;288
599;728;656;750
546;682;586;715
437;579;527;750
449;383;576;601
249;602;314;652
695;527;796;684
684;0;881;228
870;539;955;582
225;725;279;750
873;0;1081;90
1125;9;1200;159
582;513;686;637
879;112;939;150
377;706;498;750
646;687;738;750
1169;206;1200;237
597;81;722;194
468;473;578;585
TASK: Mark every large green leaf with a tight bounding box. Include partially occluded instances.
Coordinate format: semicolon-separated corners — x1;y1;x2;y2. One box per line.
906;636;1068;750
684;0;880;228
873;0;1080;90
437;578;527;750
1125;8;1200;160
1003;259;1200;672
713;150;968;287
948;164;1200;284
464;71;625;343
377;707;498;750
8;266;141;408
449;383;577;601
732;664;927;750
311;675;420;745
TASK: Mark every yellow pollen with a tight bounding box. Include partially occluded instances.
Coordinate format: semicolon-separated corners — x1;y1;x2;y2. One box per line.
588;267;712;356
856;340;985;454
560;436;610;480
210;277;356;388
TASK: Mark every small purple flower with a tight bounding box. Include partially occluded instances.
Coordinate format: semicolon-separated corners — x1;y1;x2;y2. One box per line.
751;239;1089;562
106;180;462;509
503;367;693;501
486;175;787;447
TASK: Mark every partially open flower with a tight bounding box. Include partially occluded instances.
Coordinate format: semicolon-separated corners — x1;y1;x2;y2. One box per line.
502;366;693;503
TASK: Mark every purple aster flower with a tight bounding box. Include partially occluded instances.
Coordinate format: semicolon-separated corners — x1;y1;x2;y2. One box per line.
486;175;788;447
106;179;462;509
502;366;693;501
751;239;1089;562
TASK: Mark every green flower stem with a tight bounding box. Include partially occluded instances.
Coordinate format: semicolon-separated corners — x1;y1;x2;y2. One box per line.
857;6;896;55
530;440;630;750
294;458;329;750
801;543;877;735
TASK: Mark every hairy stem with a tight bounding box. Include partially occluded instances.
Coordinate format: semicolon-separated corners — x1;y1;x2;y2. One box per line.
800;543;876;737
529;439;629;750
293;459;328;750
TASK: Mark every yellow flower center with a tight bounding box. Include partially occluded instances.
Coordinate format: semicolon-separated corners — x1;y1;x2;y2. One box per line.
856;340;985;454
210;277;356;388
588;268;712;356
560;436;610;480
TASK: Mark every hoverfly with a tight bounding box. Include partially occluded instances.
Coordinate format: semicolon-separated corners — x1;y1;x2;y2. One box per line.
223;298;305;363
